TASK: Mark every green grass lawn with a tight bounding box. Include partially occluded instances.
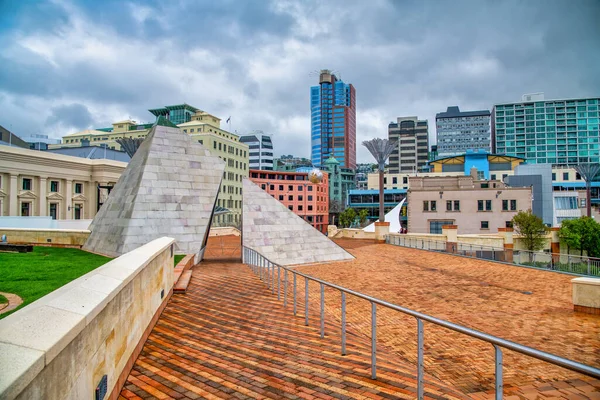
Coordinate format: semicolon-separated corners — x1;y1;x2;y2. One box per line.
0;247;112;319
0;294;7;305
174;254;186;266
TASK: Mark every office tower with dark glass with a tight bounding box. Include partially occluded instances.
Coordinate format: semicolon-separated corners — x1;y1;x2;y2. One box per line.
436;106;491;158
388;117;429;173
310;70;356;169
239;131;274;170
493;94;600;165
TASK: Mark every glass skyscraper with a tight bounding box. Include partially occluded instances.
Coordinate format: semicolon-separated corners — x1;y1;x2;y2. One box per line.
493;95;600;165
310;70;356;169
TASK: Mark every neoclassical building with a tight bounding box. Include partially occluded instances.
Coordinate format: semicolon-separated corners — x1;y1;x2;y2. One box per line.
0;146;126;219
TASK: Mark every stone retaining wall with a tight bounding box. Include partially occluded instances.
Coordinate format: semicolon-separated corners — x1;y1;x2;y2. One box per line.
0;236;175;400
0;227;90;247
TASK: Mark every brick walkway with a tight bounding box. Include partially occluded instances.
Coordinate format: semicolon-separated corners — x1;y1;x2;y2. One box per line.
297;239;600;398
120;236;467;399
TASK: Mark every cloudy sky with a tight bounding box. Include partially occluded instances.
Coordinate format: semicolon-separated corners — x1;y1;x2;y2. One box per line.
1;0;599;163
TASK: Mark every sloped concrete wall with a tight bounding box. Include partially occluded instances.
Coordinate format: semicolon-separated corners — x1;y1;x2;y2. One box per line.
242;179;354;266
84;123;224;262
0;237;174;400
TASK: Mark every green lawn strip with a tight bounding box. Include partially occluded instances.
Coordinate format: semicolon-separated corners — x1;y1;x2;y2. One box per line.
0;247;112;319
0;294;8;305
174;254;186;266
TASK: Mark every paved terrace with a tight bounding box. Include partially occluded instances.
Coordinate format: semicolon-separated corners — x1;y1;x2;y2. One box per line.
120;236;466;400
121;236;600;399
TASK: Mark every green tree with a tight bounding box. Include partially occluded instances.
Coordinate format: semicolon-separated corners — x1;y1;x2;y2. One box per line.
358;209;369;225
512;210;547;252
559;217;600;257
339;208;357;228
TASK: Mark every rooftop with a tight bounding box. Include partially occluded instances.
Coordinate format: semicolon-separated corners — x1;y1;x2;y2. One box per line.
436;106;490;119
121;236;600;398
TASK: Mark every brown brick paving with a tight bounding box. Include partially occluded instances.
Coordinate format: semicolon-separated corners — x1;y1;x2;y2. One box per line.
294;239;600;398
120;236;467;399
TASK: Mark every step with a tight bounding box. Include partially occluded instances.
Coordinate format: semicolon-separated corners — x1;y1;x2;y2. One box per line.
173;270;193;294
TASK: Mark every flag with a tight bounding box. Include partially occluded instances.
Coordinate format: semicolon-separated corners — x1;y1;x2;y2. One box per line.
226;116;231;123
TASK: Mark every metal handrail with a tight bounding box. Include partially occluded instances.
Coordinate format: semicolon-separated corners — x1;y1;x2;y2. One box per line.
242;246;600;400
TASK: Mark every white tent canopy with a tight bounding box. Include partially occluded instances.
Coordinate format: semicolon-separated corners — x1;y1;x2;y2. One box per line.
362;198;406;232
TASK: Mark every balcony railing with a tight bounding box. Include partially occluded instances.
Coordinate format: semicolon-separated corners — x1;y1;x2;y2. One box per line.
242;246;600;400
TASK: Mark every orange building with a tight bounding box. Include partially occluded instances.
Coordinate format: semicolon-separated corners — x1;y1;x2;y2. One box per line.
248;170;329;233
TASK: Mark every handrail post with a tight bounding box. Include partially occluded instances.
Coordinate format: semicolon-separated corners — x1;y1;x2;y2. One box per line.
588;259;591;276
495;345;503;400
320;283;325;338
271;262;275;294
284;270;288;307
293;273;297;315
341;291;346;356
371;302;377;380
417;318;424;399
305;278;309;326
277;266;281;300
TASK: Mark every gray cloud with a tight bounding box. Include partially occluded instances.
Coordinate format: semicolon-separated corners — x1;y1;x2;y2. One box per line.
0;0;599;163
46;103;94;131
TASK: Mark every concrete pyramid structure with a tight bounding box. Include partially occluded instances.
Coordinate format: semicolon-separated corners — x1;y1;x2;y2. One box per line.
84;118;225;261
242;179;354;266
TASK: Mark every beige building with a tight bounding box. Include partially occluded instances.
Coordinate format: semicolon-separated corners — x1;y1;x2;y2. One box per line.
407;174;532;234
53;107;249;226
0;146;126;219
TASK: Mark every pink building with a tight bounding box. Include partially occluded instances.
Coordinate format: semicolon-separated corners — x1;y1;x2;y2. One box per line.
249;170;329;233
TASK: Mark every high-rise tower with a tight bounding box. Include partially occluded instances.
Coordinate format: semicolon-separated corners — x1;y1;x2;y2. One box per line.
310;70;356;169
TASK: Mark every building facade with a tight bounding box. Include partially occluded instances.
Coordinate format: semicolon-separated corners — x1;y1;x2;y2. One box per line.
492;95;600;165
179;116;249;227
436;106;491;158
239;131;274;170
0;146;125;219
148;103;199;125
310;69;356;169
321;156;355;208
347;189;406;222
407;175;532;234
248;170;329;233
388;116;429;173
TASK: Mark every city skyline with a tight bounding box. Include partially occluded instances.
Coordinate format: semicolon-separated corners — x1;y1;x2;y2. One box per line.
0;0;599;164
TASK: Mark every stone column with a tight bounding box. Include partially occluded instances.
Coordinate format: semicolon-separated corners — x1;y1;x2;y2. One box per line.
550;227;560;265
65;179;73;220
374;221;390;241
9;174;18;216
39;177;47;216
442;225;458;253
498;227;513;262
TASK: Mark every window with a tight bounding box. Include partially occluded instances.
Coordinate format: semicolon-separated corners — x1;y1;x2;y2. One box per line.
510;200;517;211
446;201;452;211
308;195;313;201
423;201;429;212
279;195;284;201
49;203;58;220
308;186;313;191
21;202;30;216
491;174;497;180
563;172;569;180
552;172;556;180
502;200;509;211
279;185;283;190
288;195;293;201
218;143;222;151
22;178;32;191
75;183;83;194
261;184;266;190
506;221;513;228
288;185;293;191
50;180;59;192
74;204;82;220
298;205;303;211
554;196;578;210
308;205;313;211
392;177;397;184
288;205;293;211
478;200;492;211
270;185;274;190
581;198;587;208
298;195;303;201
403;177;408;184
454;200;460;211
429;220;454;234
481;221;489;229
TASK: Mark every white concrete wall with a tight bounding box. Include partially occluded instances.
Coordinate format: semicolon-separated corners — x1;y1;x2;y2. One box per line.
0;237;175;400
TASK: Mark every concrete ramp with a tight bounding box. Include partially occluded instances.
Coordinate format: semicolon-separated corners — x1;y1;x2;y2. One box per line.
242;179;354;266
84;117;224;261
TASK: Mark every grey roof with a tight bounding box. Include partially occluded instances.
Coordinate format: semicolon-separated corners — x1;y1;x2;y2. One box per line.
436;106;490;119
239;135;258;143
45;146;131;162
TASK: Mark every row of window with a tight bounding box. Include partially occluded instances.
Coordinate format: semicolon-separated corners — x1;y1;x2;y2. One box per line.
209;140;247;158
17;201;84;220
423;199;518;212
19;178;83;194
